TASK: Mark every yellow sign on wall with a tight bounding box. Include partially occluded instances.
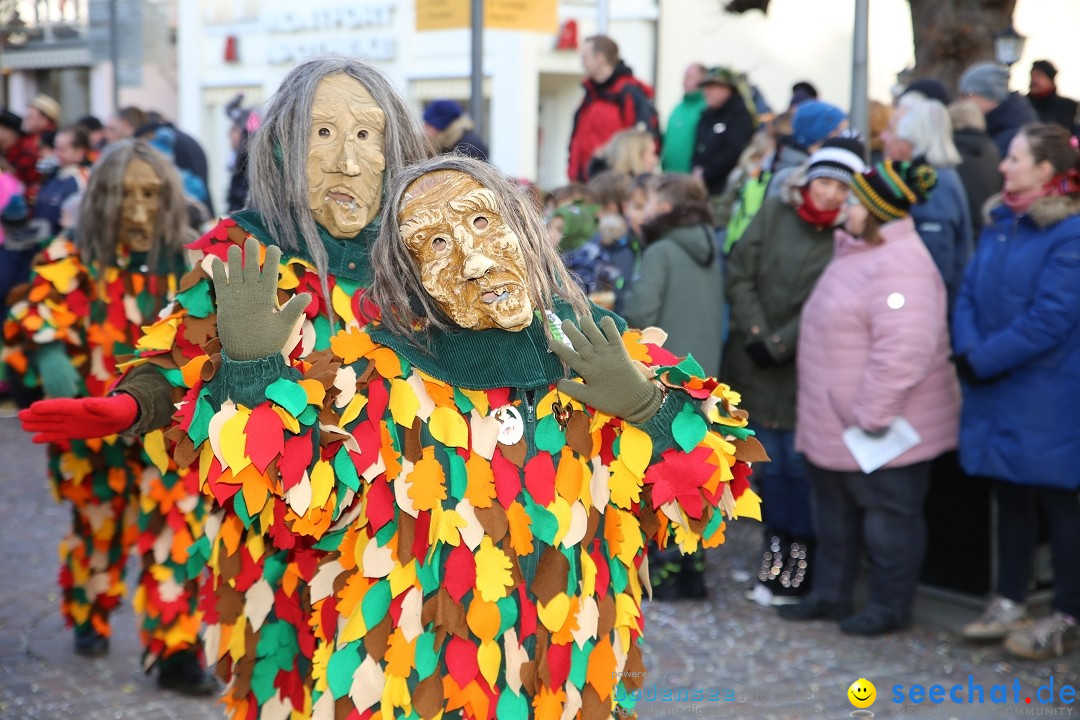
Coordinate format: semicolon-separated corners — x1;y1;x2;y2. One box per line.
416;0;557;33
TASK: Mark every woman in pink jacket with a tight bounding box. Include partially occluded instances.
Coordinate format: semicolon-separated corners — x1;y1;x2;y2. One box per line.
780;158;961;635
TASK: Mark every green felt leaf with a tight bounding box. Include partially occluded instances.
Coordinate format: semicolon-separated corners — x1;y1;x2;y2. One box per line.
312;314;332;351
250;658;279;704
446;452;467;500
334;448;360;492
496;596;518;637
414;631;437;679
727;425;754;440
234;489;253;529
263;551;288;586
534;414;565;455
326;643;361;698
609;556;628;593
525;499;558;545
496;689;529;720
298;405;319;426
257;621;299;670
672;404;708;453
361;580;391;629
704;504;726;534
266;377;308;417
417;557;439;593
570;638;594;688
188;391;214;446
160;367;185;387
374;520;397;546
453;387;474;414
176;281;214;318
312;527;346;552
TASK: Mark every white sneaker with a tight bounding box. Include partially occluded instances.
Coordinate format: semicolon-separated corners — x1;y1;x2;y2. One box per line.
962;596;1033;640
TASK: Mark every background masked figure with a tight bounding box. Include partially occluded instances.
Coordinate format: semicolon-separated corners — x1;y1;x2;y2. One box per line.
18;55;430;708
3;140;216;693
151;155;762;719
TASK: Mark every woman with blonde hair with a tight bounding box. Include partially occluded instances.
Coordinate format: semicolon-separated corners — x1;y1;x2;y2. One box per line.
589;128;659;178
883;97;973;306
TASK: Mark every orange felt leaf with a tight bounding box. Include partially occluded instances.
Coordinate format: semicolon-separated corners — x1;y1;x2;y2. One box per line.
282;565;299;598
28;282;52;303
370;347;403;379
329;326;376;364
464;453;496;508
181;355;210;388
622;331;651;363
384;628;416;677
23;314;44;331
217;515;244;558
465;598;500;643
554;448;583;504
5;350;27;374
336;571;370;618
380;421;402;481
550;595;580;646
506;501;534;556
337;526;360;571
532;686;567;720
603;507;624;557
587;636;616;700
407;448;446;511
130;273;145;295
422;376;456;408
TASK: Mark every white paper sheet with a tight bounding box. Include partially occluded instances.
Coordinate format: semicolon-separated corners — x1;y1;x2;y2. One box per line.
842;417;922;474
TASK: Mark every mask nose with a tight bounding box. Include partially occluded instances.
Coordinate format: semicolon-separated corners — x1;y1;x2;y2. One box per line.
339;141;361;176
463;252;495;280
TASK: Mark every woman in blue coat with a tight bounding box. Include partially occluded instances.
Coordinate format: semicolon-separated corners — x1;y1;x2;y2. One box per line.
952;123;1080;660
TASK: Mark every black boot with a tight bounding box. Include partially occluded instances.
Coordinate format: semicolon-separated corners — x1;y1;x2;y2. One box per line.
157;649;218;696
74;627;109;657
771;537;813;606
745;529;787;605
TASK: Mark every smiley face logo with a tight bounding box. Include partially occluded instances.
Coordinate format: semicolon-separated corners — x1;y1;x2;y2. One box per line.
848;678;876;708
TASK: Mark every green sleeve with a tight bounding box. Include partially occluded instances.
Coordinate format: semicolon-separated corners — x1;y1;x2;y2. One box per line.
207;351;300;409
118;364;178;435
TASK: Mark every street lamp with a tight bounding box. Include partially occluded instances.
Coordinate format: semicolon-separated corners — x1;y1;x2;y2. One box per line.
993;23;1026;67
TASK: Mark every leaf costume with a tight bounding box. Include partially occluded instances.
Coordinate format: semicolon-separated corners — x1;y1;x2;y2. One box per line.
125;217;762;719
2;235;209;665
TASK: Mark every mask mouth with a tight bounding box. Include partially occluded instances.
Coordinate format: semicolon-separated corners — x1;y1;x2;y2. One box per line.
481;290;510;304
326;187;359;210
477;279;522;305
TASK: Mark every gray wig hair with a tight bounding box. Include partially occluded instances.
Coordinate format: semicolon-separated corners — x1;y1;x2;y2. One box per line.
371;155;591;342
247;55;430;284
76;139;190;274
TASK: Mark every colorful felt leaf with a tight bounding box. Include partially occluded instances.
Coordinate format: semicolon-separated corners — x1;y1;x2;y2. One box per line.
474;536;513;602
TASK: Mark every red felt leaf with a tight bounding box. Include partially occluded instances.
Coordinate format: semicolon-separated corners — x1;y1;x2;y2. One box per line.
353;422;382;471
319;595;339;642
366;378;388;430
444;543;476;603
246;404;284;474
599;425;618;466
269;502;296;550
174;385;200;431
446;636;479;688
278;433;314;492
486;388;511;410
491;449;521;509
590;544;611;600
731;460;752;496
643;446;714;519
412;510;431;561
643;343;680;366
547;641;572;689
293;548;321;582
517;585;537;640
365;477;395;531
233;549;263;592
523;453;556;506
206;457;242;505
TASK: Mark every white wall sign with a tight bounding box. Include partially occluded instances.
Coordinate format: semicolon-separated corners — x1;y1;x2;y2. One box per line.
262;1;399;65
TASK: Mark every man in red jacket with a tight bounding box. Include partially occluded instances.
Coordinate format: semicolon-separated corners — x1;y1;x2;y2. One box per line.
567;35;659;182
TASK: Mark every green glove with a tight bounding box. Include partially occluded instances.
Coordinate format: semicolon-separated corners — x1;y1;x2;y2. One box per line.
546;314;662;424
210;237;312;361
36;342;80;399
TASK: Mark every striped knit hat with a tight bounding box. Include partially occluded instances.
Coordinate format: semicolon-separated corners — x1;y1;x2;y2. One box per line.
852;157;938;222
805;136;866;185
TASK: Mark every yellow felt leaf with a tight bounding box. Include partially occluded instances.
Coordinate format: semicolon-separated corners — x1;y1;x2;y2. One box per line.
338;603;369;645
388;559;417;597
607;458;642;509
277;262;301;290
332;284;357;327
460;388;489;416
388;378;419;428
407;449;446;512
340;393;368;427
35;257;81;293
474;536;513;602
428;507;465;548
220;406;252;472
580;548;597;597
311;641;333;693
134;315;181;353
310;460;334;509
537;593;570;632
142;429;170;475
549;496;572;547
428;406;468;448
477;641;501;689
619;425;652;478
733;487;762;521
614;510;642;567
272;405;300;434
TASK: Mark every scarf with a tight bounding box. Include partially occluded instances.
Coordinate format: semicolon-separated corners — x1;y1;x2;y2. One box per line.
1002;169;1080;215
797;186;842;228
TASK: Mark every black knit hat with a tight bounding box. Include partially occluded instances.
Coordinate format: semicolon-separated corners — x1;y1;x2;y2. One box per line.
852;157;938;222
805;136;867;185
1031;59;1057;81
0;108;23;134
901;78;952;105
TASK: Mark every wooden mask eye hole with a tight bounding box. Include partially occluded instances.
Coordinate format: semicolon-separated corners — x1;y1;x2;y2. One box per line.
432;237;447;251
473;216;488;230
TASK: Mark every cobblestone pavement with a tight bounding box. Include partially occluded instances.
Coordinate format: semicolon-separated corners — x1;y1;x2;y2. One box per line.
1;416;1076;719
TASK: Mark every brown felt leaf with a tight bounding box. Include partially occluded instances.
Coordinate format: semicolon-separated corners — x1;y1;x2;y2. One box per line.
397;513;415;564
474;504;508;544
404;418;422;463
565;411;594;457
520;659;539;696
200;353;220;383
183;315;218;348
689;507;710;535
335;696;354;720
584;508;600;545
178;266;207;292
733;436;770;462
218;549;242;583
597;594;615;636
412;673;446;719
580;685;609;720
364;614;392;661
498;439;526;468
623;643;645;691
531;547;569;605
204;337;222;356
172;432;197;469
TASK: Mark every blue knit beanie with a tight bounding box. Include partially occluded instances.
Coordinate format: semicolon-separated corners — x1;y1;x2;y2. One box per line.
423;99;463;131
792;100;846;148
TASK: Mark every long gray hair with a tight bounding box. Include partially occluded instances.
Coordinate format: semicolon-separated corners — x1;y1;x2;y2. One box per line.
371;156;590;341
247;55;430;285
76;139;190;274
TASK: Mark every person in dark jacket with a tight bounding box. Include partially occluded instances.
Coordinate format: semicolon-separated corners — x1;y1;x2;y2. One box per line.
34;126;91;234
766;100;848;198
953;123;1080;661
691;66;755;197
959;62;1038;159
1027;60;1078;133
567;35;659;182
422;99;490;162
948;99;1002;237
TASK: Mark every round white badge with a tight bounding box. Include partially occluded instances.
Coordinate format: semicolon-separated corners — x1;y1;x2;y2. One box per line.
492;405;524;445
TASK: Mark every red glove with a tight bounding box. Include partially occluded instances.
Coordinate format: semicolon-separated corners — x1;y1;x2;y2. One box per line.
19;394;139;444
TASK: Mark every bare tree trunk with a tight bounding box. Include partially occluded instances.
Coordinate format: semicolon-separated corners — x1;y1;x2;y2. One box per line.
908;0;1017;95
